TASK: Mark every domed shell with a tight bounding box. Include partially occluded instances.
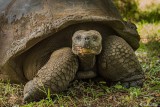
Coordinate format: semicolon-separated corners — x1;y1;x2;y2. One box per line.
0;0;140;83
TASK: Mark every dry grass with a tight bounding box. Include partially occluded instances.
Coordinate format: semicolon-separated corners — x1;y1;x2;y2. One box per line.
137;23;160;43
0;82;23;107
137;0;160;12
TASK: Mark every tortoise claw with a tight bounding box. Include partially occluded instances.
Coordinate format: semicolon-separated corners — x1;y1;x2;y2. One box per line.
23;93;30;102
122;79;144;88
23;80;39;102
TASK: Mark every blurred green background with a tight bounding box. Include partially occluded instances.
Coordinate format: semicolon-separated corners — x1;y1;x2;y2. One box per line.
114;0;160;23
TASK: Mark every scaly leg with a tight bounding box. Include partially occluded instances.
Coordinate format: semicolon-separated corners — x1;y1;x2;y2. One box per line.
23;47;78;102
98;36;144;87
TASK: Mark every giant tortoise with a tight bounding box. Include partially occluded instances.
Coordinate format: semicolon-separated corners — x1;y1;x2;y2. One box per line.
0;0;144;102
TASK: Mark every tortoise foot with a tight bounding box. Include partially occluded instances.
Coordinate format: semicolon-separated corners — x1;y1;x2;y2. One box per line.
23;80;43;102
121;79;144;88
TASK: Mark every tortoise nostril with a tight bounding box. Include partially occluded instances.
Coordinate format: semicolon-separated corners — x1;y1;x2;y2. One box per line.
85;37;90;41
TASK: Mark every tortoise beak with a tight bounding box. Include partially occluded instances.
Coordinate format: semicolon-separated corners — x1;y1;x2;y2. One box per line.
73;46;96;55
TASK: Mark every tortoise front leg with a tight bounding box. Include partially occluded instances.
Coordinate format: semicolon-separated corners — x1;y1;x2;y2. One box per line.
23;47;78;102
98;35;144;87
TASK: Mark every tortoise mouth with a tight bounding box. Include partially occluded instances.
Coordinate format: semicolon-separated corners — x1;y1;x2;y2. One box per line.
72;46;99;55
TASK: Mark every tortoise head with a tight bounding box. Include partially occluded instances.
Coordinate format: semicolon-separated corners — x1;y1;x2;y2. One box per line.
72;30;102;56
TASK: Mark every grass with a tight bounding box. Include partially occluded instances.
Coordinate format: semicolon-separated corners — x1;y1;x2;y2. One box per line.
1;1;160;107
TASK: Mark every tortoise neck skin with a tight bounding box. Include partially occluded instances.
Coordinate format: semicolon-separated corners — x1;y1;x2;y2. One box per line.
78;54;96;71
72;30;102;72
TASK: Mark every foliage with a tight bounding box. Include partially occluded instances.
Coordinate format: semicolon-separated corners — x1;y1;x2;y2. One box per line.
114;0;139;20
113;0;160;22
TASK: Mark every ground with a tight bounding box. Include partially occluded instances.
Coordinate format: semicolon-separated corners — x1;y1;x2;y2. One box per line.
0;1;160;107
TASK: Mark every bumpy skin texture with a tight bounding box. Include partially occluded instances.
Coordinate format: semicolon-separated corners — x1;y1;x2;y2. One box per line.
72;30;102;79
23;48;78;102
98;36;144;87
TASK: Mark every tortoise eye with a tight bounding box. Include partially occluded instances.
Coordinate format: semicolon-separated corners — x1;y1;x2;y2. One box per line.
93;36;98;41
76;35;81;40
130;26;135;29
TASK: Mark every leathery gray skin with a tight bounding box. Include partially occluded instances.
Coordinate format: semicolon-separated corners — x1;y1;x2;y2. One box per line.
23;30;103;102
23;29;144;102
72;30;102;79
72;30;144;87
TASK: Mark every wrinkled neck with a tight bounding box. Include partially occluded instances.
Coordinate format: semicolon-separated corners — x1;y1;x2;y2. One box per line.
78;54;96;71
